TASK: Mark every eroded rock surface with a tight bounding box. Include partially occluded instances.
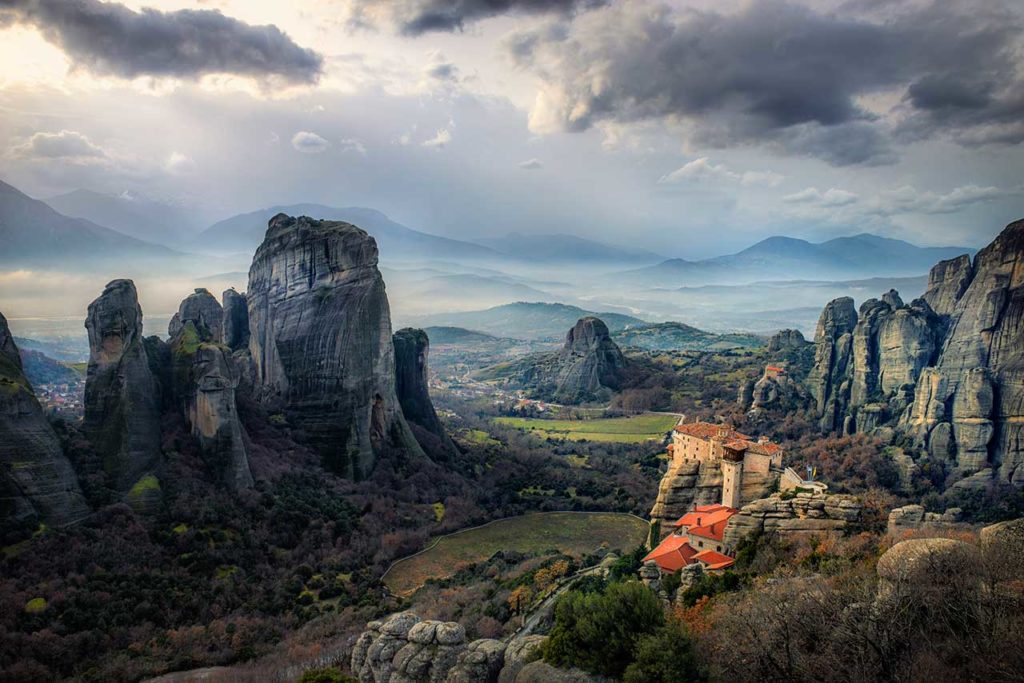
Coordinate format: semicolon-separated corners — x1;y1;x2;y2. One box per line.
168;288;224;343
83;279;163;493
247;214;420;478
0;311;89;525
806;219;1024;487
723;492;862;548
221;288;250;351
768;328;808;353
351;612;509;683
169;297;252;491
393;328;451;454
553;317;626;404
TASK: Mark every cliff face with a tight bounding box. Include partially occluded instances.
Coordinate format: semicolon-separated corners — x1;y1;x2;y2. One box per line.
169;291;253;490
650;458;777;535
904;220;1024;483
221;288;250;351
83;279;163;493
808;292;941;435
393;327;455;458
808;220;1024;486
554;317;626;403
247;214;420;477
0;312;89;525
722;492;862;549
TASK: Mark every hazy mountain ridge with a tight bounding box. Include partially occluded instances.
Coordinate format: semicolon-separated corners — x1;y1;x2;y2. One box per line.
0;179;182;268
406;302;647;341
44;188;203;248
624;233;975;286
194;203;501;261
474;232;661;264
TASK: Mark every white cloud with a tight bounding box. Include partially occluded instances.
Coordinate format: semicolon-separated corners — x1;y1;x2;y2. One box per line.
422;128;452;148
658;157;783;187
873;184;1010;215
518;158;543;170
11;130;107;161
338;138;367;156
164;151;196;175
783;187;859;207
291;130;330;153
783;183;1016;220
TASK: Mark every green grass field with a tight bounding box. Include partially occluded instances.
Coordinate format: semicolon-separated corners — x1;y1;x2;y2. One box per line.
493;413;678;443
383;511;649;596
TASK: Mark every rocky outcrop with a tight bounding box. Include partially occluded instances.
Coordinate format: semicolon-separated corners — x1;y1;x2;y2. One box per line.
806;297;857;432
553;317;626;404
722;492;862;549
351;613;589;683
168;288;223;343
904;221;1024;483
221;288;250;351
807;221;1024;487
0;312;89;525
808;293;940;435
472;317;626;405
393;328;450;451
247;214;420;478
351;612;505;683
767;328;808;353
876;537;977;588
886;504;964;534
83;279;163;493
650;458;776;534
650;460;725;532
169;292;252;490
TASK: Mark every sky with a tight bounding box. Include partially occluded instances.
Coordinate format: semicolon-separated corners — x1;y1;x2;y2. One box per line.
0;0;1022;257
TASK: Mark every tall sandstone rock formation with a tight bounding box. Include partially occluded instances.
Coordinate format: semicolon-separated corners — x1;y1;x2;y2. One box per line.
553;317;626;403
83;279;163;493
393;328;454;455
809;219;1024;486
169;290;253;490
247;214;421;478
221;288;250;351
0;312;89;525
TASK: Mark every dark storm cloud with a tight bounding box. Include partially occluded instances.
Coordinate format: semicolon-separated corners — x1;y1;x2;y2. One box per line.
510;0;1023;165
0;0;323;83
350;0;606;35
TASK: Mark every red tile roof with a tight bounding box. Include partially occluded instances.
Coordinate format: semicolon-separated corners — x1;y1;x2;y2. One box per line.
673;422;784;457
673;422;751;441
673;505;737;538
746;441;783;455
643;535;697;573
689;519;731;542
693;549;735;570
765;365;787;373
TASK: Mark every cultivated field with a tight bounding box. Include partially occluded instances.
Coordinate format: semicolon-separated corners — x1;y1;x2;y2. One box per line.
494;412;679;443
383;511;649;596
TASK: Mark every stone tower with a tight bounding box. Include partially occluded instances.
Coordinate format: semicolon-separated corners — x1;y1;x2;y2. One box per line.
721;445;744;508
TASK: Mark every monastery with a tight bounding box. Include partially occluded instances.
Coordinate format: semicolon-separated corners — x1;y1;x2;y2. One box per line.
644;421;795;574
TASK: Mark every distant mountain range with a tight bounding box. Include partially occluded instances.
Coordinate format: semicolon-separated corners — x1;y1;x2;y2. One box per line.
406;302;647;340
622;233;975;286
44;188;202;248
614;322;765;351
474;232;660;264
193;204;501;261
0;180;180;269
423;327;503;344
